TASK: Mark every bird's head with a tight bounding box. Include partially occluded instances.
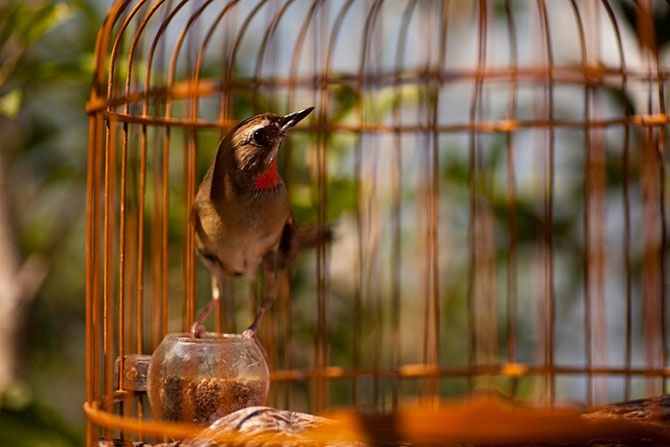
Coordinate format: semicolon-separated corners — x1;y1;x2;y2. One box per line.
220;107;314;192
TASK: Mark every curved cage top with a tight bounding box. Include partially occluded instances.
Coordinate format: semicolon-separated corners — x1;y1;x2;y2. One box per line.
89;1;668;126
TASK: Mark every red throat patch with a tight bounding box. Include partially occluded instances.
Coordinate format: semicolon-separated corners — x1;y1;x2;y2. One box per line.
254;160;282;191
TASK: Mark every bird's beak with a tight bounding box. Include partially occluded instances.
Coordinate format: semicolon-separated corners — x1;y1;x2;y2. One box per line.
280;107;314;132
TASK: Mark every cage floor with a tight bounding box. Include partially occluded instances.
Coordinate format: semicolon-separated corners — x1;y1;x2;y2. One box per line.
95;394;670;447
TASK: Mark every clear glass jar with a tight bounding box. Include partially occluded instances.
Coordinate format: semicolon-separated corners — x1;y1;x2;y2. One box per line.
146;332;269;424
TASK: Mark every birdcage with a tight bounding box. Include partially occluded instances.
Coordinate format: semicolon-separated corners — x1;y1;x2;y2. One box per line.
85;1;670;445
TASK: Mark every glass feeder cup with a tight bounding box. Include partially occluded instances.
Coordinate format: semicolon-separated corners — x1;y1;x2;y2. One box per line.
146;332;269;424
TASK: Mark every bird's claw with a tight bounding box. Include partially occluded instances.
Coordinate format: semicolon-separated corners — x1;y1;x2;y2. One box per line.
191;323;206;338
242;328;255;339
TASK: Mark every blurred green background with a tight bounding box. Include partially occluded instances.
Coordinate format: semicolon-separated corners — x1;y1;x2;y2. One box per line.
0;1;111;445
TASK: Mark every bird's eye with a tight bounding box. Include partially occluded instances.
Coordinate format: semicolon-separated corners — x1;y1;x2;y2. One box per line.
252;129;266;145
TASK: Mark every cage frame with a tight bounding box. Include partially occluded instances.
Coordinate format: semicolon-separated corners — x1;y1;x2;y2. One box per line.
85;0;670;445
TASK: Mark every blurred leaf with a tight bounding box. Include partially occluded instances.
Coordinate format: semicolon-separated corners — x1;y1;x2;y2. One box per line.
0;2;72;49
602;84;636;116
0;89;22;119
0;384;82;447
328;82;360;123
1;381;33;412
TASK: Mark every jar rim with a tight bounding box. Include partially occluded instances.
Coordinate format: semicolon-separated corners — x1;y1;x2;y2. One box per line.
162;332;251;344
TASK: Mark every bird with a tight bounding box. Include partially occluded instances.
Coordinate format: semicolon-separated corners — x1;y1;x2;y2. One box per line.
190;107;330;339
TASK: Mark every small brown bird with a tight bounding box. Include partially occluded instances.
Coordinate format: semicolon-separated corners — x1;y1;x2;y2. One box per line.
190;107;329;338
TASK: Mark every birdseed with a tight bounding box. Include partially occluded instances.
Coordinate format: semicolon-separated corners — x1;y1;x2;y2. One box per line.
158;375;266;424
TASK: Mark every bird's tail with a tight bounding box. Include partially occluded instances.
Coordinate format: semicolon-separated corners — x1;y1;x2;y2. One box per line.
292;223;334;250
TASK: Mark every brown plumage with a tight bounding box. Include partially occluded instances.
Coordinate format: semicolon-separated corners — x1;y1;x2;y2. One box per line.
190;107;330;338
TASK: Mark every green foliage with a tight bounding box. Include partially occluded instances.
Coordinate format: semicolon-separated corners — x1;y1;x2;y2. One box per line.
0;0;105;444
0;383;81;447
0;1;75;109
0;89;21;119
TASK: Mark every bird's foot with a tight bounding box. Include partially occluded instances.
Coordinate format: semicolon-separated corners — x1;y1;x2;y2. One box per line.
242;328;255;339
191;322;206;338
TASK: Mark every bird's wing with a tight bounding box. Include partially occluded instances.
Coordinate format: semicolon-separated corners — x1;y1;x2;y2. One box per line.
265;217;333;272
